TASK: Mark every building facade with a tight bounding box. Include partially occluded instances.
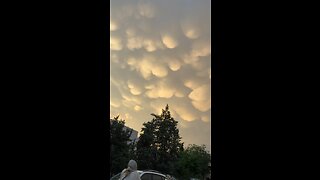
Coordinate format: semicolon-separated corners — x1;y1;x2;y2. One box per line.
123;125;139;144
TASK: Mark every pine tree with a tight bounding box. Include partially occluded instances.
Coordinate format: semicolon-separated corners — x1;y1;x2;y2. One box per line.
137;105;184;174
110;116;133;176
136;120;157;170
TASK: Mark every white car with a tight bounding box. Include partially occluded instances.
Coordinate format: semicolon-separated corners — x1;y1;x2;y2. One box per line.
110;170;176;180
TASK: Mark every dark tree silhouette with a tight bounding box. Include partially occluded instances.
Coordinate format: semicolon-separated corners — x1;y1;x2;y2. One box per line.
175;144;211;180
136;105;184;174
110;116;132;176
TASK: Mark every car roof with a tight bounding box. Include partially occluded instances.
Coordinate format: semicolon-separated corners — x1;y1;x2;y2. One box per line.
111;170;173;179
138;170;166;177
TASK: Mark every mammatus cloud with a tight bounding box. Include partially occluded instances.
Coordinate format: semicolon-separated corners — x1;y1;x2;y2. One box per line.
127;36;144;50
110;0;211;152
110;35;123;51
191;40;211;57
161;34;178;49
168;58;182;71
126;55;169;79
134;105;143;111
173;104;198;122
189;84;211;112
110;99;121;108
110;20;118;31
201;116;210;122
188;84;210;102
145;80;176;99
142;39;157;52
138;0;156;18
181;20;201;39
127;80;143;95
191;99;211;112
151;65;168;78
184;78;203;90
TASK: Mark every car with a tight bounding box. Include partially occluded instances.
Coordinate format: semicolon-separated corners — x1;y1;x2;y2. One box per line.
110;170;177;180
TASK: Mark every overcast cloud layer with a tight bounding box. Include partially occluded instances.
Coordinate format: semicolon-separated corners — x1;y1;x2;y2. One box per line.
110;0;211;152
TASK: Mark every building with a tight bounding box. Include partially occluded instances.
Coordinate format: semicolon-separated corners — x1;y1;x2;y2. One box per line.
110;118;139;144
123;125;139;144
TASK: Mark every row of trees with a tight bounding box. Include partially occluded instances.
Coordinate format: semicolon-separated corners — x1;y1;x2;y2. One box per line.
110;105;211;180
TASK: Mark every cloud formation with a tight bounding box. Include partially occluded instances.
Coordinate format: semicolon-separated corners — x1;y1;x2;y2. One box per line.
110;35;123;51
161;34;178;49
110;0;211;152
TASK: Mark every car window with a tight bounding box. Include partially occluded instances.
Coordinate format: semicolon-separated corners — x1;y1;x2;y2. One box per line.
141;173;152;180
152;174;165;180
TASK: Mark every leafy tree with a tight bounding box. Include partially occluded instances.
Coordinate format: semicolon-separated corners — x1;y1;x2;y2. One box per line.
128;138;138;161
175;144;211;180
110;116;133;176
137;105;184;174
136;118;157;170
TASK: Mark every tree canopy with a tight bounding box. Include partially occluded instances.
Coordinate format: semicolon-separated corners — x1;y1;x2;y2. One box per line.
136;104;184;174
110;105;212;179
175;144;211;180
110;116;133;176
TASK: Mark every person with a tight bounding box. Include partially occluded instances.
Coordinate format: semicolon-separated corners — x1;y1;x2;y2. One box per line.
119;160;141;180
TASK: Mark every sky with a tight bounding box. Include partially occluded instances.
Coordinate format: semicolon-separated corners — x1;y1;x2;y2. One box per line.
110;0;211;153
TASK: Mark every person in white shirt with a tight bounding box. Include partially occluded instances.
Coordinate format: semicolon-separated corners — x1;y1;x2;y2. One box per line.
119;160;141;180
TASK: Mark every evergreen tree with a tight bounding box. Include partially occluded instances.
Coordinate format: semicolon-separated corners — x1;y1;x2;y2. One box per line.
110;116;132;176
136;119;157;170
128;138;138;161
137;105;184;174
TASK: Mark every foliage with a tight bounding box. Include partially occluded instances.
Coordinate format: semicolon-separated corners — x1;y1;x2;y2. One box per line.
175;144;211;180
110;105;212;179
110;116;133;176
136;105;184;174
